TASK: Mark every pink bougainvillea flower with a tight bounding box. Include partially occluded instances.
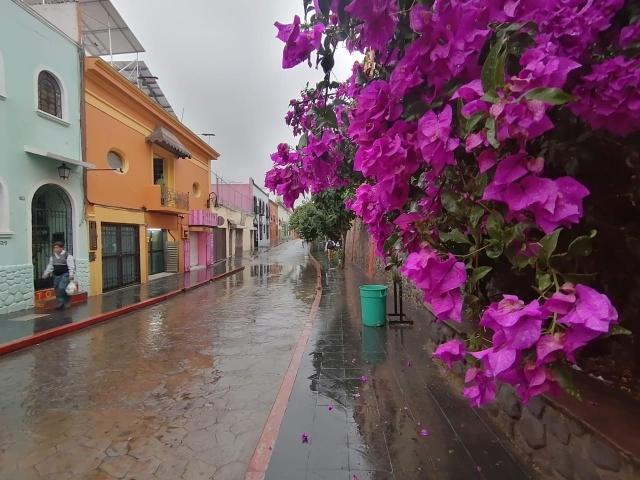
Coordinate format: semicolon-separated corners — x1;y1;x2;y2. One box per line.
360;375;369;383
463;367;497;407
345;0;398;52
544;284;619;361
620;21;640;48
528;177;590;234
513;43;580;91
401;248;467;322
349;80;402;147
417;105;460;175
555;284;618;333
517;362;558;404
274;15;325;69
409;3;431;34
571;55;640;136
536;334;564;365
433;339;466;368
301;432;310;444
477;149;497;173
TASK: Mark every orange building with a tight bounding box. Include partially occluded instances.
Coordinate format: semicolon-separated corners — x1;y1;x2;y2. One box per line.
84;58;219;295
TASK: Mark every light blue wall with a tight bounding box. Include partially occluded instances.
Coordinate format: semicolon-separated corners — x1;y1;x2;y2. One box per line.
0;0;88;313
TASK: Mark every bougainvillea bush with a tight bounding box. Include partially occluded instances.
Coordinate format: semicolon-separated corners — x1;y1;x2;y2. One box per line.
267;0;640;406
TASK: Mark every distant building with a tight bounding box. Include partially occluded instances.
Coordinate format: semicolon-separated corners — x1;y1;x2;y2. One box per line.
0;0;90;313
269;199;279;247
210;175;254;260
277;202;292;242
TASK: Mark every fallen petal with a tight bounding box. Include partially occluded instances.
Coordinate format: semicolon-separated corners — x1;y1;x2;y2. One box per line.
419;428;429;437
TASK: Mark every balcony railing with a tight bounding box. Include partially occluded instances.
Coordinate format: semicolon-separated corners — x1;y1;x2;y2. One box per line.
160;185;189;211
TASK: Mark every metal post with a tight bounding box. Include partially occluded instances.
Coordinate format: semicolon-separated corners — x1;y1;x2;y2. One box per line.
388;276;413;325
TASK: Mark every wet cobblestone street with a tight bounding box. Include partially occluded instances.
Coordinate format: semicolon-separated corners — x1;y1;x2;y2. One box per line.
266;255;534;480
0;242;316;480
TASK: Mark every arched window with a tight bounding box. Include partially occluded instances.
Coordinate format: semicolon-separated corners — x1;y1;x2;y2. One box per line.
38;71;62;118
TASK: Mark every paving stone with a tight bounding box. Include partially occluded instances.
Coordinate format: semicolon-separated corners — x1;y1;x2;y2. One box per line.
526;397;546;419
499;387;522;419
588;437;622;472
99;455;136;478
574;457;601;480
517;410;546;449
544;409;571;445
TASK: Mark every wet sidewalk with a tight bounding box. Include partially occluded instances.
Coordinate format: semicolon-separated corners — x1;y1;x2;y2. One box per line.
0;258;242;348
0;241;317;480
266;253;534;480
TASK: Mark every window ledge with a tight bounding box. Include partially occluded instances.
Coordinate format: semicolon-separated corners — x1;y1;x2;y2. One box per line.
0;231;14;238
0;93;6;101
36;109;70;127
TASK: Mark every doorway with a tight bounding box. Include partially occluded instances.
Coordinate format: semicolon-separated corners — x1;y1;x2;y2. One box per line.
235;229;243;257
101;223;140;291
31;184;73;290
213;228;227;262
189;232;199;268
148;229;166;275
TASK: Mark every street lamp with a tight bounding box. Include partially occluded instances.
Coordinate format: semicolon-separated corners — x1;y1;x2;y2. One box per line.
57;163;71;180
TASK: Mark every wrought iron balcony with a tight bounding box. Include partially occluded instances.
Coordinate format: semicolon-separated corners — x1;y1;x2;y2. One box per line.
144;184;189;213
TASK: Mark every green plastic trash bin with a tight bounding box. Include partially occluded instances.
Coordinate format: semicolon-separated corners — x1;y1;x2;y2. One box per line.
359;285;388;327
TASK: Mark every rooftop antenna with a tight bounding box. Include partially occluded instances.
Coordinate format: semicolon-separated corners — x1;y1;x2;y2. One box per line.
200;133;216;145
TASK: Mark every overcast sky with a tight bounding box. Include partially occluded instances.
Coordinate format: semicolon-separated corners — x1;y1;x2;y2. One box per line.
110;0;356;187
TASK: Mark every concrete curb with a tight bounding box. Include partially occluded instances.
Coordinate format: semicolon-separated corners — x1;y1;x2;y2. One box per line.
245;252;323;480
0;266;246;357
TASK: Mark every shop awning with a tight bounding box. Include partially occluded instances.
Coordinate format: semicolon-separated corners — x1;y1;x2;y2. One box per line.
25;146;96;169
146;126;192;158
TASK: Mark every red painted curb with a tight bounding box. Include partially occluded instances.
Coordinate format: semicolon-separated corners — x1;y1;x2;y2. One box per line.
245;253;323;480
0;266;246;357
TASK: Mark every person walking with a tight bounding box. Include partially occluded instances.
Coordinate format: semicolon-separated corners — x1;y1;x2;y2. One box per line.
42;241;76;310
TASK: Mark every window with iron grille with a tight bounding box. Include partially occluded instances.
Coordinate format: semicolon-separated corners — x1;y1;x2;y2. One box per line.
37;71;62;118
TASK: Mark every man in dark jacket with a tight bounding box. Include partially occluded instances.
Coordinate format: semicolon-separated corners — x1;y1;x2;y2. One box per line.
42;241;76;310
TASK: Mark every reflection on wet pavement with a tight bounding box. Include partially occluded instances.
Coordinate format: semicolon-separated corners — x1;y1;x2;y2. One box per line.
0;258;243;346
0;242;316;480
266;254;534;480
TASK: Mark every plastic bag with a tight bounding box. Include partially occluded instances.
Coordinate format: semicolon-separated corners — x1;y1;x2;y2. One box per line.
65;280;78;296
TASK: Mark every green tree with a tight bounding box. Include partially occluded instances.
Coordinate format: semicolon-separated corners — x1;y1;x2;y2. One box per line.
289;189;355;265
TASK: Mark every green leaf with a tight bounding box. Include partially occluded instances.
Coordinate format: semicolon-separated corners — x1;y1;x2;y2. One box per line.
539;229;562;262
469;266;492;284
486;239;503;259
536;272;552;292
297;132;308;149
485;117;500;149
441;192;459;213
384;233;401;253
607;325;632;337
524;87;573;105
470;206;485;228
440;228;472;245
567;230;597;258
486;211;504;239
552;364;582;401
481;35;507;100
460;111;486;137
